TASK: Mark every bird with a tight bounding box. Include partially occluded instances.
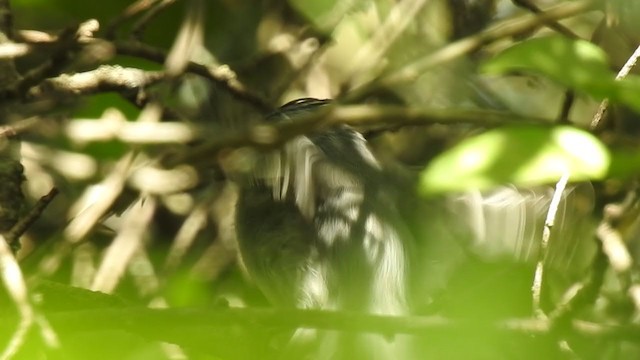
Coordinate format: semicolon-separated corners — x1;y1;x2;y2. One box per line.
231;98;597;359
233;98;414;359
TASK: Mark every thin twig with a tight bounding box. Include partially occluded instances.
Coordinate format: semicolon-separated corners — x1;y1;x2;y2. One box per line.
131;0;177;40
164;0;203;77
13;20;99;96
105;0;161;39
590;44;640;132
532;173;569;317
342;0;429;90
163;201;209;273
6;187;58;251
90;197;156;293
557;90;575;123
597;199;636;274
273;38;330;102
114;40;273;113
511;0;581;38
0;117;40;138
65;152;135;243
347;0;595;99
15;29;57;44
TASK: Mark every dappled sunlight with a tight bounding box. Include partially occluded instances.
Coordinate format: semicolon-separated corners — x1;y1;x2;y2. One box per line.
2;1;640;359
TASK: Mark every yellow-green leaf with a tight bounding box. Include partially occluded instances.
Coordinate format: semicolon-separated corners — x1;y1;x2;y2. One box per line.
420;126;610;194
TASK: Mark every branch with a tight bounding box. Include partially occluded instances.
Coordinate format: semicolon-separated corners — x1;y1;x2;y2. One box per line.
131;0;177;40
590;44;640;132
511;0;581;38
5;187;58;252
65;117;202;144
11;20;100;97
105;0;168;39
27;65;165;101
114;40;273;113
0;117;40;138
349;0;596;98
597;189;639;274
163;104;553;167
532;173;569;317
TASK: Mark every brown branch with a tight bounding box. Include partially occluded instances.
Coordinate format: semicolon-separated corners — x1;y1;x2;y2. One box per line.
162;104;553;167
27;65;165;101
114;40;273;113
0;117;40;138
13;20;100;96
163;0;203;77
557;90;575;123
0;20;102;101
590;44;640;132
131;0;178;40
348;0;596;99
105;0;162;39
6;187;58;252
15;29;57;44
511;0;581;38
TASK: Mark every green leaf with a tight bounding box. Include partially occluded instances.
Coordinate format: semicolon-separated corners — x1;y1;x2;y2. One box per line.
481;36;640;112
606;149;640;179
419;126;610;194
482;36;613;95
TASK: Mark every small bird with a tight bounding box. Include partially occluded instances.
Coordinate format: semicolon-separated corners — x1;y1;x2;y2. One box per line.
232;98;596;359
233;98;414;359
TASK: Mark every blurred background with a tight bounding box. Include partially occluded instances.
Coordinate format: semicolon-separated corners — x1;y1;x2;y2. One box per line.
0;0;639;359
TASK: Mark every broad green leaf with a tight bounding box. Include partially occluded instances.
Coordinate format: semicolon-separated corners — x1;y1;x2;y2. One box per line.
482;36;640;112
420;126;610;194
482;36;613;95
606;149;640;180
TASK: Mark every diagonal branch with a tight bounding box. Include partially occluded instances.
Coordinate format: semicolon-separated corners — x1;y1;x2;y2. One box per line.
114;40;273;113
347;0;596;99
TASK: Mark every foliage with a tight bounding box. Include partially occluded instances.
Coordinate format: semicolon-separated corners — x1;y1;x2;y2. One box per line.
1;0;640;359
